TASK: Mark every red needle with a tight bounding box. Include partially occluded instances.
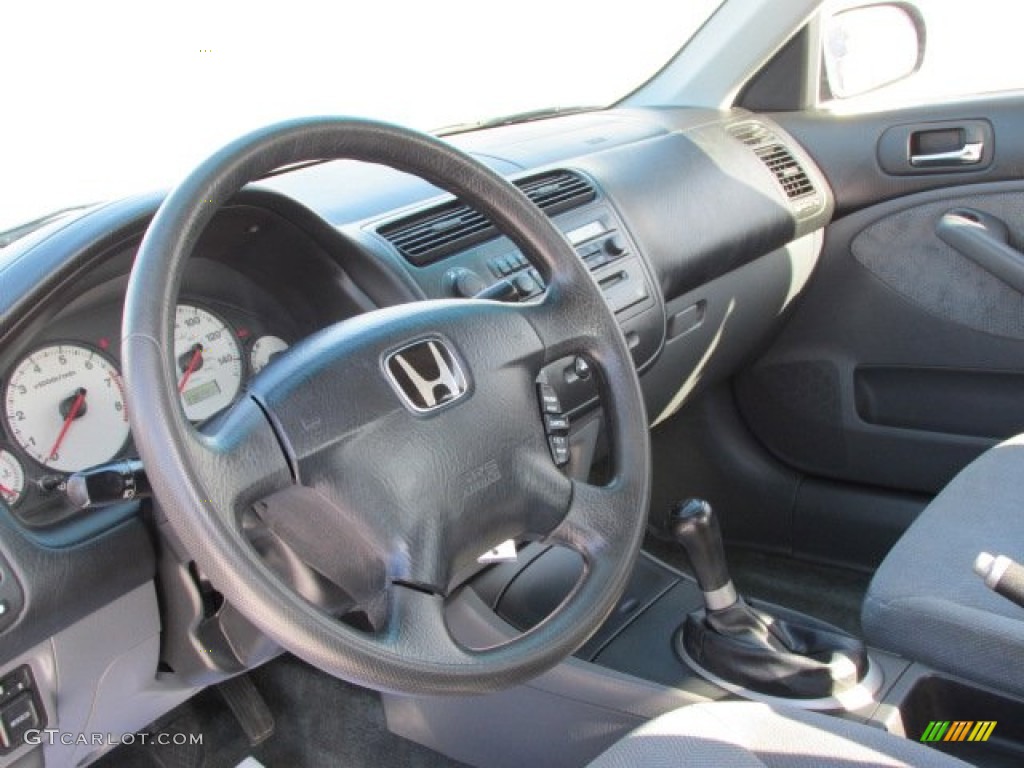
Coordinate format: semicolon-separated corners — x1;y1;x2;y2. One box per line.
0;484;13;496
48;387;87;462
178;345;204;393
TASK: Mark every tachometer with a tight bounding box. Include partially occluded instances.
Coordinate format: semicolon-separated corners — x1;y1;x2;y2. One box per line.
175;304;243;421
3;345;130;472
0;450;25;507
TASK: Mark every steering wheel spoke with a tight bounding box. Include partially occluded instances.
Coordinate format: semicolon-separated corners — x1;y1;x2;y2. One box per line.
381;584;478;667
187;397;293;522
543;480;626;561
249;485;389;612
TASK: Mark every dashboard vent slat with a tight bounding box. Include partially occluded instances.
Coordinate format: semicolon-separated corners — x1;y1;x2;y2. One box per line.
518;170;596;216
755;144;816;200
378;169;596;266
728;121;819;205
728;122;773;147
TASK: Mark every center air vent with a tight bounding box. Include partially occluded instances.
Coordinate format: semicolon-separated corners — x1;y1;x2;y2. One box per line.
728;121;820;209
377;201;491;266
517;170;597;217
378;169;596;266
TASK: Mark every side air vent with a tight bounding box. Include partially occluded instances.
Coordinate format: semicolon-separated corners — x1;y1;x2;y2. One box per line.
729;121;774;147
378;170;596;266
754;144;816;200
728;121;819;209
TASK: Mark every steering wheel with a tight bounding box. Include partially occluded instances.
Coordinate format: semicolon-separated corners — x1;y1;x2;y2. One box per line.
122;117;650;695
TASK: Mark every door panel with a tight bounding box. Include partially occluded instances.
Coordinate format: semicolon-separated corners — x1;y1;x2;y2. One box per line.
737;96;1024;498
774;94;1024;217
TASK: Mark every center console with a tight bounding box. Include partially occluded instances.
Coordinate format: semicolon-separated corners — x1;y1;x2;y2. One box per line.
384;519;1024;768
470;502;880;713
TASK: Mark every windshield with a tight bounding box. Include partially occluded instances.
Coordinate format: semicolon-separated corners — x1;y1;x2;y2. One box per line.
1;1;722;235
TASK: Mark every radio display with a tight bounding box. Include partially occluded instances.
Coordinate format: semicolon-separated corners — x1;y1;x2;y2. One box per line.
565;221;606;245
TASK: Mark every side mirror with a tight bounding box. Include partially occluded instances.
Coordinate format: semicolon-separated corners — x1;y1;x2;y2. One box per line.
823;3;925;99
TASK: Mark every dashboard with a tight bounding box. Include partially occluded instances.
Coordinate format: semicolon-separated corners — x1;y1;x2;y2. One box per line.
0;105;834;765
0;111;832;531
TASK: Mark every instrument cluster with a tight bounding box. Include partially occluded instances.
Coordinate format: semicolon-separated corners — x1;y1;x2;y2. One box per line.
0;296;293;526
0;194;393;526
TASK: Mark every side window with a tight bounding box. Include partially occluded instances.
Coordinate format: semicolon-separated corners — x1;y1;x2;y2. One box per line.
821;0;1020;107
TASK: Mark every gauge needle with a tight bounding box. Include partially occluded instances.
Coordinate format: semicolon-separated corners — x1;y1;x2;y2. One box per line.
48;387;87;462
177;344;204;393
0;484;13;496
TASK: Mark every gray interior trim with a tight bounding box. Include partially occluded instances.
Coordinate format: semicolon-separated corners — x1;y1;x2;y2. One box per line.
385;587;707;767
44;584;198;767
734;180;1024;497
621;0;821;109
852;188;1024;339
648;232;822;427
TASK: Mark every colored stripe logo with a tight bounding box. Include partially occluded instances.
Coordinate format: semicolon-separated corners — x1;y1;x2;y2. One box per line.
920;721;996;742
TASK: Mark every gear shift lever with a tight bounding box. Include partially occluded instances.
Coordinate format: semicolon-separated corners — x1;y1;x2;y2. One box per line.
671;498;738;612
670;498;868;700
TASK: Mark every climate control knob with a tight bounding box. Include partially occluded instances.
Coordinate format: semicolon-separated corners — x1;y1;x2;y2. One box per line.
448;268;487;298
604;235;626;257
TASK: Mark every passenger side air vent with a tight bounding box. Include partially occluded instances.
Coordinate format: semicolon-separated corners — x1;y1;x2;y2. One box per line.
729;121;774;147
755;145;816;200
377;170;596;266
728;121;820;211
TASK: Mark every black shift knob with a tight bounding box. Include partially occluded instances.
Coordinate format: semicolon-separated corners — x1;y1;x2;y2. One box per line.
671;499;736;609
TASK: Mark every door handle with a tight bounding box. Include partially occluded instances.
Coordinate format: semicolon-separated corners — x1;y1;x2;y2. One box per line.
879;120;992;176
936;208;1024;293
911;141;984;168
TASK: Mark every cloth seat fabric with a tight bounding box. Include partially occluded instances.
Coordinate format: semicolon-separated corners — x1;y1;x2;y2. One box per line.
588;701;968;767
862;434;1024;699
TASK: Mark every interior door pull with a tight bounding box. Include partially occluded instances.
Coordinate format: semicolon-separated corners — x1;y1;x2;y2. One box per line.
879;120;992;175
936;208;1024;293
910;141;984;168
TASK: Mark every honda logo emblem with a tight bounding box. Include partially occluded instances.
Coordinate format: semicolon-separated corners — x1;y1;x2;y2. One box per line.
385;339;469;412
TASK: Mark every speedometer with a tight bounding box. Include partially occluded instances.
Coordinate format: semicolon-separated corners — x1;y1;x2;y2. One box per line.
174;304;243;421
3;344;130;472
